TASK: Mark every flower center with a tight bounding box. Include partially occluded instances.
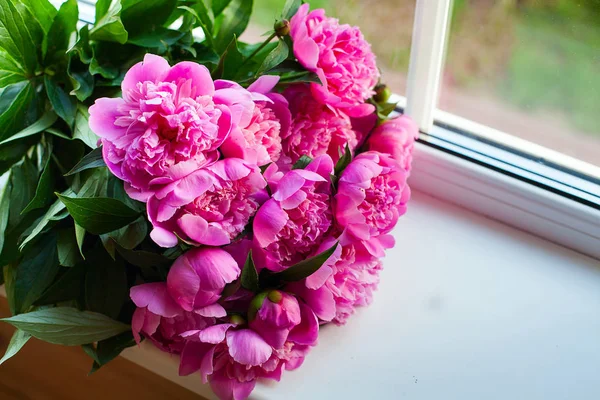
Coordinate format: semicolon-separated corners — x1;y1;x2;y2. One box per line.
359;174;402;232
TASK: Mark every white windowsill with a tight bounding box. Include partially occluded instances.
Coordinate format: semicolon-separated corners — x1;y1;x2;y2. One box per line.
118;189;600;400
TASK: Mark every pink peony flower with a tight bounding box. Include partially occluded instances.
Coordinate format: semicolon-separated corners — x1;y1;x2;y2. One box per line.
220;76;290;166
249;290;318;349
147;158;267;248
166;247;240;315
334;151;410;257
89;54;255;201
290;4;379;117
252;155;336;271
130;282;214;353
179;323;312;400
365;115;418;171
281;85;358;164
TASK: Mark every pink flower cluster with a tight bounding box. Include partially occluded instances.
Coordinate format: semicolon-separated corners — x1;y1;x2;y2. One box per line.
89;4;418;400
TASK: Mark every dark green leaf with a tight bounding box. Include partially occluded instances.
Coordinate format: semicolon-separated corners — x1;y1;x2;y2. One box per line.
67;56;94;101
0;110;57;146
281;0;302;20
0;171;10;254
121;0;176;38
101;216;147;257
45;76;76;126
241;250;259;292
35;264;85;305
376;101;398;117
269;242;338;283
0;50;27;87
257;39;288;76
75;223;85;257
0;134;38;175
43;0;78;60
0;81;35;142
212;0;232;16
13;232;60;314
193;42;219;65
57;228;82;267
116;246;170;268
1;307;130;346
127;28;184;49
91;331;137;372
90;0;128;44
73;103;99;148
19;195;68;250
292;155;313;170
0;329;31;365
334;143;352;176
57;193;140;235
0;0;44;73
21;140;54;214
65;146;105;176
214;36;244;80
213;0;253;53
68;25;93;64
85;248;127;319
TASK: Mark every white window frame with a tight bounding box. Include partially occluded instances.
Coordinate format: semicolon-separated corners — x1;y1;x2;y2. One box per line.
404;0;600;259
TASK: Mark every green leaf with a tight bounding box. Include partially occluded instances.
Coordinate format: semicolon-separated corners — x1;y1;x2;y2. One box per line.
268;242;338;284
57;228;82;267
90;331;137;372
0;109;57;146
85;248;127;319
73;103;98;148
43;0;78;60
0;171;10;254
0;50;27;87
127;27;184;49
65;146;106;176
121;0;177;38
0;329;31;365
281;0;302;20
67;56;94;101
90;0;128;44
214;36;244;80
212;0;232;16
292;155;313;170
13;232;60;314
101;216;147;257
56;193;141;235
334;143;352;176
45;76;76;126
213;0;253;53
21;139;54;214
116;246;170;268
35;264;85;305
0;0;44;73
376;101;398;117
240;250;259;293
21;0;56;34
1;307;130;346
257;39;288;75
0;81;35;142
75;223;85;257
19;195;67;251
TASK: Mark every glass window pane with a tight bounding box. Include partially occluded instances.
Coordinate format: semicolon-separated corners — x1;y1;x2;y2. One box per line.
440;0;600;167
250;0;415;95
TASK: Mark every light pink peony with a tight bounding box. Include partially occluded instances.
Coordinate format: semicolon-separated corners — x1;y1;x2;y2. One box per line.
130;282;214;353
179;323;312;400
281;84;358;164
220;76;290;166
252;155;336;271
89;54;255;201
334;151;410;257
249;290;318;349
365;115;418;171
290;4;379;117
147;158;267;248
166;247;240;315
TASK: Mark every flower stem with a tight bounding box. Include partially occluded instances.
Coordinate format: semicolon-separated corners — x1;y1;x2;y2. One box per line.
243;32;277;65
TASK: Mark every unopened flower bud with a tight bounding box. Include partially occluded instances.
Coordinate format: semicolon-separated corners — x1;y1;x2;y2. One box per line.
267;290;283;304
274;19;290;37
230;314;246;326
373;84;391;103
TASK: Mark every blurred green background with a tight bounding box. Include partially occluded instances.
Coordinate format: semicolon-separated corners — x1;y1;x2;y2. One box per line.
252;0;600;136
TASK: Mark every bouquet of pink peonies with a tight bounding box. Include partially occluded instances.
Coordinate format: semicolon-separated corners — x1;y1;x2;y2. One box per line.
0;1;417;399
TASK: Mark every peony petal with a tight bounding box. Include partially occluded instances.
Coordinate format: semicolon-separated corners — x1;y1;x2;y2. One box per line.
209;371;256;400
288;302;319;346
179;341;213;376
88;97;127;141
167;256;201;312
226;329;272;366
131;307;146;344
247;75;280;94
164;61;214;97
272;171;306;201
121;54;170;93
195;303;227;318
150;226;179;248
290;282;336;322
253;199;288;247
130;283;182;318
198;323;234;344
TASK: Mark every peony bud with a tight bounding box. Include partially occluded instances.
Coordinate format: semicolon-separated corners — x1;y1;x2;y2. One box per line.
373;84;391;103
274;19;290;37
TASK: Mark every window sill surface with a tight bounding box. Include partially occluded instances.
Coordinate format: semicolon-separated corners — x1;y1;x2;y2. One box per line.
121;190;600;400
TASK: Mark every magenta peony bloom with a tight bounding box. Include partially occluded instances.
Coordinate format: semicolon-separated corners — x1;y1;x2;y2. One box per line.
179;323;311;400
249;290;318;349
147;158;267;247
366;115;418;171
334;151;410;257
253;155;336;271
281;85;358;164
130;282;214;353
166;247;240;315
290;4;379;117
220;76;290;166
89;54;255;201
